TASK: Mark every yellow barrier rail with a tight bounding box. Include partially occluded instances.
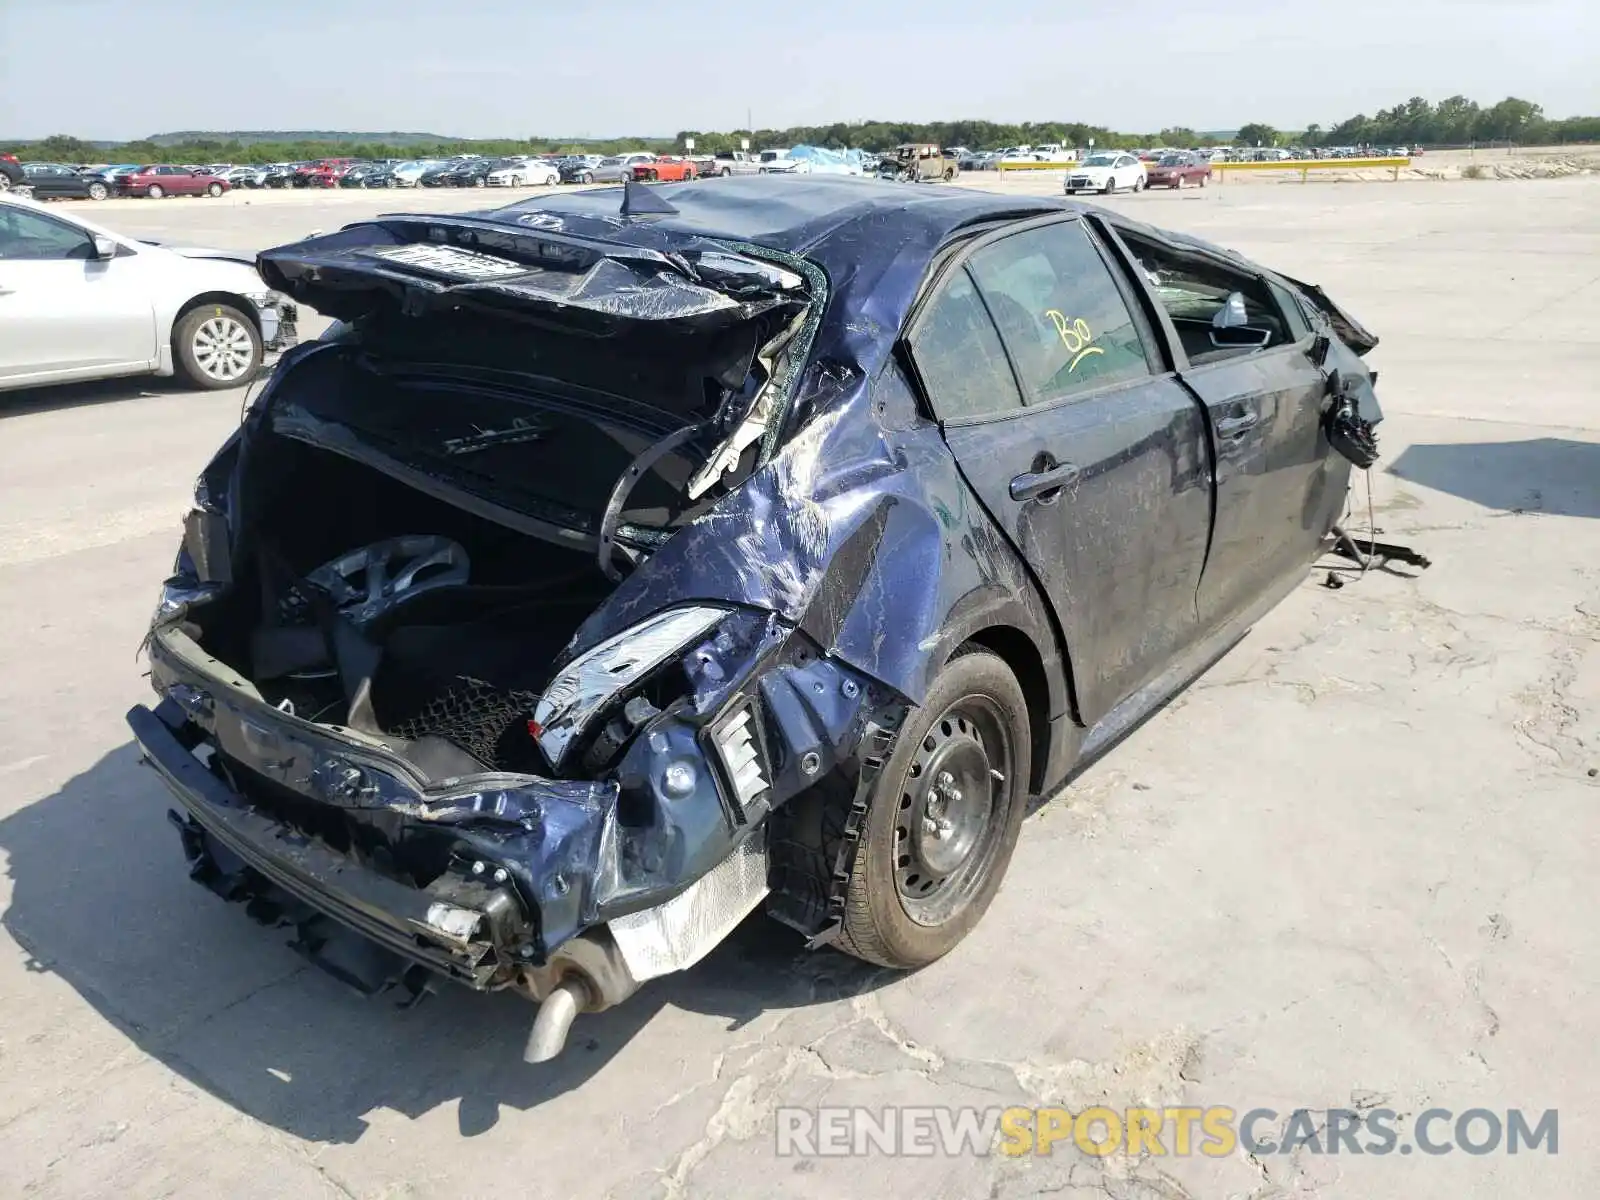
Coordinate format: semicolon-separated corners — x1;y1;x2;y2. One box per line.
1214;157;1413;181
995;160;1080;171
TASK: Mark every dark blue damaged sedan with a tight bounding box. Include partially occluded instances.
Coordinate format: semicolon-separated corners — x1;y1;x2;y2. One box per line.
127;176;1383;1061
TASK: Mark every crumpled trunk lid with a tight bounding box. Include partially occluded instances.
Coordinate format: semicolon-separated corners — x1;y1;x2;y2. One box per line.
256;214;805;336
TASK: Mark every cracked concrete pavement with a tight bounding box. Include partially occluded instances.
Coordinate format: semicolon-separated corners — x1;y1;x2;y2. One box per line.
1;176;1596;1198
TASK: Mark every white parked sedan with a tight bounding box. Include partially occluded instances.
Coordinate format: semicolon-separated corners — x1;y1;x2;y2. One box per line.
486;157;560;187
388;160;438;187
1064;152;1148;195
0;193;297;393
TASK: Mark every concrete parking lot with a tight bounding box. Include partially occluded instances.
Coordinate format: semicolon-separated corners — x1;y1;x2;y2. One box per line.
2;175;1597;1199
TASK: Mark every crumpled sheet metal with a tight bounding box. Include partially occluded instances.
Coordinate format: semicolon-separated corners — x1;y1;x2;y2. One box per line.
257;217;786;332
568;364;1066;717
257;181;1073;714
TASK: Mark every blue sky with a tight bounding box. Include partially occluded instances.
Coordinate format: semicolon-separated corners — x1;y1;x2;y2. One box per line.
2;0;1595;139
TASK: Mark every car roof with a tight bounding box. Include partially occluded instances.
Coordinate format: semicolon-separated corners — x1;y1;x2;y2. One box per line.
264;175;1079;389
490;174;1066;258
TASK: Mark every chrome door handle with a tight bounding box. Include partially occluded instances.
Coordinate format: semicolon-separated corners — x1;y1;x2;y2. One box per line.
1009;462;1080;502
1217;412;1259;437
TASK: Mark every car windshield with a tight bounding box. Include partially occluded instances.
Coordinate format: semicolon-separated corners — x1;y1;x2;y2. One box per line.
1082;154;1116;167
599;157;622;166
1158;154;1187;166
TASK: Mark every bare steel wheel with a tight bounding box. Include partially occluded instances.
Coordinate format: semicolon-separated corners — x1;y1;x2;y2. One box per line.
837;649;1030;968
173;304;261;389
893;700;1012;925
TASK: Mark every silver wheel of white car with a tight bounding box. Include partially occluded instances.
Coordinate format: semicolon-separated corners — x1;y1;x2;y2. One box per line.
174;304;263;390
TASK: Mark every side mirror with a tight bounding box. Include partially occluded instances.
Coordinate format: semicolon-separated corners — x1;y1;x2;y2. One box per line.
91;234;117;260
1309;333;1331;368
1212;291;1251;329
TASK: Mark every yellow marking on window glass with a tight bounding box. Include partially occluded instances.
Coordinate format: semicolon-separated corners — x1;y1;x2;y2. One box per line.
1046;310;1105;372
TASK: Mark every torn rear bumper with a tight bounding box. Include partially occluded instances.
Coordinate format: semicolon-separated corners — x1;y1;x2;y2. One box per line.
130;699;535;991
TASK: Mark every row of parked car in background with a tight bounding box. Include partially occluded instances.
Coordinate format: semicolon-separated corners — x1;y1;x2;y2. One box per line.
954;143;1418;169
0;146;897;201
0;156;235;199
0;140;1423;206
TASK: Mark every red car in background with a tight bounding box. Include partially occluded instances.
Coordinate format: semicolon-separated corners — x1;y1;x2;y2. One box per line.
0;152;25;191
293;158;354;187
1144;152;1212;189
630;155;698;182
115;165;231;198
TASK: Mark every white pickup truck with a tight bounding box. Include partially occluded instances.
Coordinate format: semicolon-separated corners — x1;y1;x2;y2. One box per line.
709;150;764;176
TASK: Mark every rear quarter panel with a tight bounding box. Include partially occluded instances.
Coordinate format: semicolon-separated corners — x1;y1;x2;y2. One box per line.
568;363;1068;727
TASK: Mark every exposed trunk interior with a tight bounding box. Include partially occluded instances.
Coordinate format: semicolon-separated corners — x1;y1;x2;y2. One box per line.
191;428;623;777
258;344;732;539
182;283;808;780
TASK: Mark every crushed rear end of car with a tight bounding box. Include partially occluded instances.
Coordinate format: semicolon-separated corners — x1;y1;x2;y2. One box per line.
126;203;908;1059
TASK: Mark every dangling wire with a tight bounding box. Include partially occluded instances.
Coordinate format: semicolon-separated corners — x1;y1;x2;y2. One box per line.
238;369;266;425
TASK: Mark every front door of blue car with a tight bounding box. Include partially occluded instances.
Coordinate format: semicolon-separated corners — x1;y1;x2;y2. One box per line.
1101;222;1343;630
903;214;1213;726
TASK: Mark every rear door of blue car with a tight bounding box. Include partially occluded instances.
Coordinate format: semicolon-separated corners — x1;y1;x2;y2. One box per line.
1095;219;1342;630
903;214;1213;725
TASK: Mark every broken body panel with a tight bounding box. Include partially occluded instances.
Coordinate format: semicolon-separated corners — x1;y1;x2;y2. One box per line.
128;177;1385;1058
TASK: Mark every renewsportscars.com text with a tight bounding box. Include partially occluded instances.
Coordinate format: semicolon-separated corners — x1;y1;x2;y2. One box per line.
775;1106;1558;1158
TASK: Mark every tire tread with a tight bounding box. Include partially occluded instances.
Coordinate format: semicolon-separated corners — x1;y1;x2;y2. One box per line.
835;647;1029;968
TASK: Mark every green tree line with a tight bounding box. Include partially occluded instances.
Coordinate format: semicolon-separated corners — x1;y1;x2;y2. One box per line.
4;95;1595;164
1239;98;1598;149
